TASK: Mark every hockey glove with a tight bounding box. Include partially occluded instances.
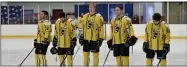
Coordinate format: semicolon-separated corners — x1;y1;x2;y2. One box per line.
107;39;113;50
143;42;149;53
71;38;77;48
97;38;104;48
129;36;138;46
163;43;170;54
52;37;58;47
79;34;84;46
34;39;37;48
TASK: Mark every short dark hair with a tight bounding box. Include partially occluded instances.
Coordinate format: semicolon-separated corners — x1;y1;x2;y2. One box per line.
153;13;161;21
41;10;48;17
59;12;66;18
116;5;123;10
89;2;96;8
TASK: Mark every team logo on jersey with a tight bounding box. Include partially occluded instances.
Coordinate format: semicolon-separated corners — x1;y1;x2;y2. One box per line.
87;18;94;29
60;25;67;35
115;26;119;33
153;29;160;39
115;21;122;33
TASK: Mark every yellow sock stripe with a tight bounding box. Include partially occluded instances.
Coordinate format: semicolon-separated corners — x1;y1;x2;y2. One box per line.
41;55;44;66
35;54;37;66
42;55;47;66
128;57;129;66
71;56;73;66
45;56;47;66
69;55;73;66
70;55;73;66
37;54;40;66
63;55;66;65
88;52;90;66
120;56;122;66
45;55;47;66
151;59;153;66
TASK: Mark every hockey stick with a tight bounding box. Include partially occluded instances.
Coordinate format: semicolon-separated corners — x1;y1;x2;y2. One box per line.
87;41;102;66
73;45;81;60
54;55;57;62
103;49;111;66
157;50;168;66
132;46;133;54
87;42;100;66
19;47;35;66
60;55;68;66
70;45;81;65
60;45;75;66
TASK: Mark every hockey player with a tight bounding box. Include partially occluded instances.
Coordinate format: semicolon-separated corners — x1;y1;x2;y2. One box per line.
81;2;104;66
77;13;84;29
33;10;52;66
143;13;170;66
107;5;137;66
77;13;85;46
50;12;77;66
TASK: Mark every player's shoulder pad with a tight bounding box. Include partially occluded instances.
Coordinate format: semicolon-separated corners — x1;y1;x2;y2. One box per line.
161;21;168;26
123;16;131;22
96;13;103;18
147;21;153;24
110;17;116;24
161;21;166;24
68;18;73;22
112;16;116;20
145;21;153;26
44;20;51;25
78;17;81;20
55;18;61;24
161;21;170;28
96;13;104;22
56;18;61;22
85;13;89;16
83;13;89;18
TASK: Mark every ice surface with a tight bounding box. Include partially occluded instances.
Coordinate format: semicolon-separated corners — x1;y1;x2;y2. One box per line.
1;38;187;66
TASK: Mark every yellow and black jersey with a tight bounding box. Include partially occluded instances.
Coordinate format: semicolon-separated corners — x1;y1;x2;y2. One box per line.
77;17;84;29
110;16;135;45
144;21;170;50
36;20;52;43
82;13;104;41
54;19;76;48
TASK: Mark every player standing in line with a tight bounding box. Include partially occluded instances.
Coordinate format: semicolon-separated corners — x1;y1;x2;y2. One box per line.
81;2;104;66
77;13;85;30
107;5;137;66
77;13;85;46
143;13;170;66
50;12;77;66
33;10;52;66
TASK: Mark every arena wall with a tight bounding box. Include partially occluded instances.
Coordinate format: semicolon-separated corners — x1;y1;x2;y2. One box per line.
1;24;187;39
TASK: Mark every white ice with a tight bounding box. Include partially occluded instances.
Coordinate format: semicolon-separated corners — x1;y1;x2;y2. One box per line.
1;38;187;66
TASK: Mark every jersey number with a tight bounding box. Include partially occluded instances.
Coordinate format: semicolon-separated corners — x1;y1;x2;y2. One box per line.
61;30;64;36
87;23;92;29
115;27;119;33
153;30;159;39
